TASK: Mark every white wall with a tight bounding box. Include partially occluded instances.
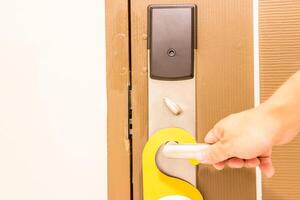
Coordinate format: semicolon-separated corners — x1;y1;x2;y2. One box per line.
0;0;107;199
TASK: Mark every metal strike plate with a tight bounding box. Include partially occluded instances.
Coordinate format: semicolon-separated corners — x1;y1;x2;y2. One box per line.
148;4;197;80
148;4;197;186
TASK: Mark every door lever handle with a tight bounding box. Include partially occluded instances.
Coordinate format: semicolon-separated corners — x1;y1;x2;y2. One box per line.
162;143;210;159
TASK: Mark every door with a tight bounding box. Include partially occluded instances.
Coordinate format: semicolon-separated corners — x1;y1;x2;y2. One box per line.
131;0;256;200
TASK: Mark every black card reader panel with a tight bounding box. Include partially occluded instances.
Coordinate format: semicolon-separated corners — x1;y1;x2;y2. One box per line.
148;4;197;80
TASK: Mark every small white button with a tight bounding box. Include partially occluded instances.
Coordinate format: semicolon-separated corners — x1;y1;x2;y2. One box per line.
163;97;182;115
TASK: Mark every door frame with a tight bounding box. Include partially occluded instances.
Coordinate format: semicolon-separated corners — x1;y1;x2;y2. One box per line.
106;0;131;200
253;0;262;199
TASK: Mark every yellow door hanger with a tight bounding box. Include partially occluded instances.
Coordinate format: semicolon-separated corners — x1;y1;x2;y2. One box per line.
142;128;203;200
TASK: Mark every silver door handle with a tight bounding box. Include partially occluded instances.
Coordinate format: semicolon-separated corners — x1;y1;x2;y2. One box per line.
162;143;210;159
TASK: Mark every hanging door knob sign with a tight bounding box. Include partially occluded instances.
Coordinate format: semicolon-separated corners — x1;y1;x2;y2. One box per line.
142;128;204;200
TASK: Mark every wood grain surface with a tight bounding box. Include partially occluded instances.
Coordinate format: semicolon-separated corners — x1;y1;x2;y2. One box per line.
131;0;256;199
260;0;300;199
106;0;131;199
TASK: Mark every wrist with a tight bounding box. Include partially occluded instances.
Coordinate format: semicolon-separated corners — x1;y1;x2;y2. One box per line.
257;102;286;145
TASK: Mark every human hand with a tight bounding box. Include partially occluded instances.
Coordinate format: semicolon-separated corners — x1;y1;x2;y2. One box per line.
196;107;281;177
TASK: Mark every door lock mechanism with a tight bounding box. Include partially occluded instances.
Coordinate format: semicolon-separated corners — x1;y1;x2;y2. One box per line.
143;4;201;200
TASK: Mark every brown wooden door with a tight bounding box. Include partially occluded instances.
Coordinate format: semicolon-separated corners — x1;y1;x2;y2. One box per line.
131;0;256;199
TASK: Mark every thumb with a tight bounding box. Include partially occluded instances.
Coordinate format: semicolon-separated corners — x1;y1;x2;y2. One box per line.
204;129;220;144
196;142;230;164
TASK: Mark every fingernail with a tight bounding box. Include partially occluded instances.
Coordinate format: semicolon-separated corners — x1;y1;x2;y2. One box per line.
267;169;275;178
264;168;275;178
